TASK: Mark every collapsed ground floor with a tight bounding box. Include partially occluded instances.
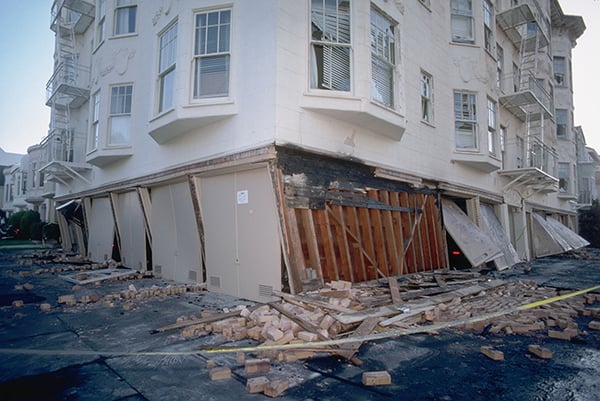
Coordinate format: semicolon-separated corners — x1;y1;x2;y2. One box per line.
53;145;588;302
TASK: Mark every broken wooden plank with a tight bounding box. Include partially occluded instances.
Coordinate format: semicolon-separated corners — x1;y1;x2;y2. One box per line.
388;277;402;306
334;316;381;363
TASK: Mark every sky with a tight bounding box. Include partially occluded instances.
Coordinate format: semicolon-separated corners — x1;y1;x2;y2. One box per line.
0;1;599;155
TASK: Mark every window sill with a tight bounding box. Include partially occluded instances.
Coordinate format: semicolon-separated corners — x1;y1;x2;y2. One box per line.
86;146;133;167
301;92;406;140
452;150;502;173
450;41;478;48
110;32;138;40
148;100;237;144
421;119;435;128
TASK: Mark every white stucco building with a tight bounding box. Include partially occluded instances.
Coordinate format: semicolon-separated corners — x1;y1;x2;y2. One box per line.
35;0;589;301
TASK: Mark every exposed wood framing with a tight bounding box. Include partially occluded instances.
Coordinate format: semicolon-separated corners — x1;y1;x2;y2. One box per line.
108;192;122;255
187;176;206;281
276;147;447;290
136;187;153;245
56;212;72;252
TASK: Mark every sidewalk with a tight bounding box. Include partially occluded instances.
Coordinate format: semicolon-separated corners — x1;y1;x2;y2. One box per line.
1;249;600;400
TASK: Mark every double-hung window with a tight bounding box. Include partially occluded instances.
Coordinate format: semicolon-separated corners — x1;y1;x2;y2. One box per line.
370;8;396;108
483;0;493;52
96;0;106;46
158;22;177;113
451;0;474;44
487;98;497;155
193;9;231;99
109;85;133;145
556;108;568;138
90;91;100;151
558;162;570;193
454;92;477;149
553;56;566;86
420;71;433;123
310;0;351;91
114;0;137;36
496;45;503;90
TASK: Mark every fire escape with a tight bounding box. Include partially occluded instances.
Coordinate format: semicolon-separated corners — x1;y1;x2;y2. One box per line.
40;0;94;187
496;0;559;196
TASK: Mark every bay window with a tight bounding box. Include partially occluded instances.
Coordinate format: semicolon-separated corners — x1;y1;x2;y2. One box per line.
109;85;133;145
371;7;396;108
454;92;477;149
159;22;177;113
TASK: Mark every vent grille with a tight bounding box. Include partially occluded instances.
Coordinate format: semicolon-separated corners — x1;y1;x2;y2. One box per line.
258;284;273;298
209;276;221;288
188;270;197;281
154;265;162;276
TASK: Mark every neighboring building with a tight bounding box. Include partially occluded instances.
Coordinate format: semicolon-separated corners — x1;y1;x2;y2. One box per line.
575;125;600;207
0;147;24;215
38;0;589;302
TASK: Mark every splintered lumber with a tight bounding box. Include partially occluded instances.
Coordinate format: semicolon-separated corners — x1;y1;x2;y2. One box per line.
336;305;399;325
388;277;402;306
528;344;552;359
334;316;381;364
480;346;504;361
362;371;391;386
272;290;355;314
153;306;257;334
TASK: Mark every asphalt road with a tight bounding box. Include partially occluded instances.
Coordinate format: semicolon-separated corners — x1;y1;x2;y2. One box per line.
1;248;600;401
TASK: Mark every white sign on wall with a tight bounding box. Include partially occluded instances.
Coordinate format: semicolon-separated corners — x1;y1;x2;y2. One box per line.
237;190;249;205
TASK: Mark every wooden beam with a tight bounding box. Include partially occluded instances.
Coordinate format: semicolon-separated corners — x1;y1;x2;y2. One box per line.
317;210;339;282
300;209;322;280
347;206;367;282
367;190;390;277
380;191;401;276
389;191;406;276
272;290;355;314
330;205;354;282
358;206;377;280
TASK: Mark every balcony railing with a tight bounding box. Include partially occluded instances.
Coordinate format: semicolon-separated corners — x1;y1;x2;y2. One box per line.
40;129;87;165
51;0;94;34
496;0;550;50
46;61;90;109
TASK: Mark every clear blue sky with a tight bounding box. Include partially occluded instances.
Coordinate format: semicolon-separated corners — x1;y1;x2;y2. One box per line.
0;1;599;155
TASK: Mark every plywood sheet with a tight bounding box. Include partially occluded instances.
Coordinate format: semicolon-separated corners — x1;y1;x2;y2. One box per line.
480;204;521;270
441;199;502;267
87;197;114;262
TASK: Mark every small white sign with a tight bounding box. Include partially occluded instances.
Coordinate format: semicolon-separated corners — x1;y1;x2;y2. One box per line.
237;190;249;204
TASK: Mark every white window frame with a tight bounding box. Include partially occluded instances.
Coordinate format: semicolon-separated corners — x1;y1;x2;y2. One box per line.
454;91;477;150
310;0;352;92
371;7;396;108
496;45;503;90
556;108;568;138
114;0;137;36
483;0;494;52
109;84;133;146
420;71;433;123
96;0;106;47
158;21;177;113
451;0;474;44
487;98;497;155
193;8;232;99
553;56;566;86
90;90;100;151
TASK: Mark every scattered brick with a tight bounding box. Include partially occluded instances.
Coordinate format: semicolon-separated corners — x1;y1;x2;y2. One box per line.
209;366;231;381
40;303;52;312
588;321;600;330
12;300;24;308
264;379;289;397
362;371;392;386
246;376;269;394
245;358;270;375
528;344;552;359
480;346;504;361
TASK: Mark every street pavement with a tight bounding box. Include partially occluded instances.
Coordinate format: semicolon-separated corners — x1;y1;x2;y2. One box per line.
1;248;600;401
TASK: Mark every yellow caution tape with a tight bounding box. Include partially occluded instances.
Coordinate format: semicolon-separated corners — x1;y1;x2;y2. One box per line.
0;283;598;357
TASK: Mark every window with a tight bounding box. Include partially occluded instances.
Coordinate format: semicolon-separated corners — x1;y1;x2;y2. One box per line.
487;98;497;155
90;91;100;150
451;0;474;44
483;0;494;52
512;62;520;92
32;163;37;188
109;85;132;145
193;9;231;98
421;71;433;123
556;109;568;138
310;0;351;91
558;162;569;192
158;22;177;113
553;56;565;86
96;0;106;45
114;0;137;36
500;125;506;167
496;45;503;90
371;8;396;108
454;92;477;149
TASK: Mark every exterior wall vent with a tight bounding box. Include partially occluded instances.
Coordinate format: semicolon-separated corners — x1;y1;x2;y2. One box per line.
188;270;197;282
258;284;273;298
154;265;162;277
209;275;221;288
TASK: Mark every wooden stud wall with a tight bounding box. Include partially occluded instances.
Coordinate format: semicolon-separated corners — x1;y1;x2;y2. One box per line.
289;189;447;287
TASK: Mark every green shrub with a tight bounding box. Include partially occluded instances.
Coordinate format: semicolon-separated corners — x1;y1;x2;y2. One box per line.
43;223;60;241
30;222;45;241
19;211;41;240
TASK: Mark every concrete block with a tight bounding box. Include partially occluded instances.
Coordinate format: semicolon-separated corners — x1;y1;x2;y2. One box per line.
480;346;504;361
362;371;392;386
245;358;270;375
528;344;552;359
246;376;269;394
264;379;289;397
209;367;231;381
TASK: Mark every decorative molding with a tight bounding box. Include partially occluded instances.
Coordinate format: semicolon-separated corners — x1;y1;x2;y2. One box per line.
153;0;174;26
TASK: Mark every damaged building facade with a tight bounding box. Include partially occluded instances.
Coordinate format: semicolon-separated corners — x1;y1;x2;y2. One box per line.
40;0;588;302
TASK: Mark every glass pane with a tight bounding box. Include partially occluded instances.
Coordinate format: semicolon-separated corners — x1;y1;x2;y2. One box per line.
194;55;230;98
206;26;218;53
219;24;230;52
159;69;175;112
207;11;219;25
372;58;393;107
110;115;130;145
